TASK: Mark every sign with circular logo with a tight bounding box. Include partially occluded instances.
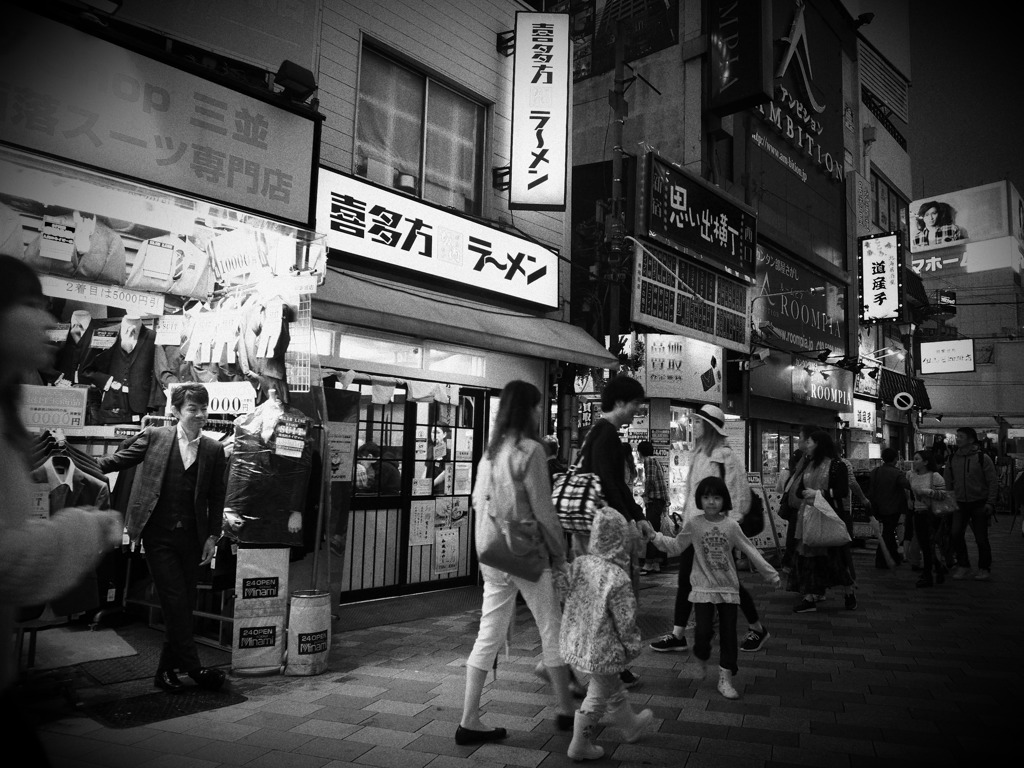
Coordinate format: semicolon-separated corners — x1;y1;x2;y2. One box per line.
893;391;915;411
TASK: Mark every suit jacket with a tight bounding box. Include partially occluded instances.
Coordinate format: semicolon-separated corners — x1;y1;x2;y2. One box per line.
82;324;156;416
97;425;226;546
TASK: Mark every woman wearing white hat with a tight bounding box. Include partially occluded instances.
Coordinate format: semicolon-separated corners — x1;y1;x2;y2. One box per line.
650;404;772;656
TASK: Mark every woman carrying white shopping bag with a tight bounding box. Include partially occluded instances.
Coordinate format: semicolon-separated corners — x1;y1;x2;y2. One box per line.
786;430;857;613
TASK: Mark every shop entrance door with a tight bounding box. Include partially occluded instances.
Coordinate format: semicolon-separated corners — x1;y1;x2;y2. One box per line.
336;382;487;603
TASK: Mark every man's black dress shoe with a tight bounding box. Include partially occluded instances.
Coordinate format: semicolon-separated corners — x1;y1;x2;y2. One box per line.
188;667;226;691
454;725;507;745
154;669;184;693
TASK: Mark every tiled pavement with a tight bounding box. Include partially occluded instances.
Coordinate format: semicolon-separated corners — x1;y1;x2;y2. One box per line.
37;522;1023;767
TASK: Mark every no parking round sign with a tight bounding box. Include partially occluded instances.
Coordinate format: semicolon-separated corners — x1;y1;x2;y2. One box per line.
893;391;915;411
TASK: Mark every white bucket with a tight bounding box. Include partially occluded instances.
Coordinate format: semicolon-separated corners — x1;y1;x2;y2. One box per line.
285;590;331;676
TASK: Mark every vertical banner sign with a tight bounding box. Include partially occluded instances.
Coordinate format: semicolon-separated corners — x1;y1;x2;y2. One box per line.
857;232;903;323
510;12;570;211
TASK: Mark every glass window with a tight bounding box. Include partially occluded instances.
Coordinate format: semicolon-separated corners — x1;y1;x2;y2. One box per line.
353;385;406;497
355;47;486;215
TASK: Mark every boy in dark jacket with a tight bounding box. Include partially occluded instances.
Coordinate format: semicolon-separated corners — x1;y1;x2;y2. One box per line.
868;448;911;569
943;427;997;580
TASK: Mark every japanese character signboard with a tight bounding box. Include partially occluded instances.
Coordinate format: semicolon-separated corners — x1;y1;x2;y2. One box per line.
857;232;902;323
850;397;875;432
920;338;975;375
639;153;756;280
510;12;569;211
631;239;749;353
316;168;559;309
1;7;316;226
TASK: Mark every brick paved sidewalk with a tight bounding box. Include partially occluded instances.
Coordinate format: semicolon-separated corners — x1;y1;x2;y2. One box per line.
38;522;1023;767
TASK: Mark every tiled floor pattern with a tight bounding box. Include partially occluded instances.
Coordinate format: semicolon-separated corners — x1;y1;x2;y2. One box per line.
37;523;1023;767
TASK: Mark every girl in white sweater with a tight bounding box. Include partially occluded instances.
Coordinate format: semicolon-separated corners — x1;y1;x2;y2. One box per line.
653;475;780;699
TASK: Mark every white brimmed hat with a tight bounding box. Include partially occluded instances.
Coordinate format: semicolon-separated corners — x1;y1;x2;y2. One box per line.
695;404;728;436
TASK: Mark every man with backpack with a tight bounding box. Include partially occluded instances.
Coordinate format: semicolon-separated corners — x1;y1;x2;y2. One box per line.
944;427;997;581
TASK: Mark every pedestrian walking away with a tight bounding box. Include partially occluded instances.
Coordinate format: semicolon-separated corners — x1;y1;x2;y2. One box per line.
456;380;574;746
868;447;911;570
944;427;997;580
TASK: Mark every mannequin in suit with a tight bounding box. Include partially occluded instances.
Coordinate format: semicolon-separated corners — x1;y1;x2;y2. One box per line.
82;314;156;424
97;382;227;693
53;309;98;385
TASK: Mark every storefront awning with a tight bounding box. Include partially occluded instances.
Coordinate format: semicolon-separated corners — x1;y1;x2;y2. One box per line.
313;268;618;368
878;367;931;411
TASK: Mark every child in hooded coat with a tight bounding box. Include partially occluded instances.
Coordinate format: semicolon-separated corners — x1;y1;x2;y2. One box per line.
559;507;653;761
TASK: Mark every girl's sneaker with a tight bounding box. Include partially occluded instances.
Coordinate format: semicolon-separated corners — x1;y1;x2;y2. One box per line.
649;634;687;653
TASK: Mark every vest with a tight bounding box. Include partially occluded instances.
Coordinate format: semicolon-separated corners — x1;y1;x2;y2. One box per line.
147;442;199;532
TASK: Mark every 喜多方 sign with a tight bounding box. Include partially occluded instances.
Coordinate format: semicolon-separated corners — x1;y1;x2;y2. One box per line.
509;12;569;211
316;168;559;309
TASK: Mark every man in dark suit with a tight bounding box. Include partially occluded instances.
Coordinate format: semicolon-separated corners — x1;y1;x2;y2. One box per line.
98;382;227;693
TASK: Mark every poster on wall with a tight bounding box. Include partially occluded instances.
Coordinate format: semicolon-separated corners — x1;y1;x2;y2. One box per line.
434;528;460;574
409;500;434;546
644;334;724;402
909;182;1008;255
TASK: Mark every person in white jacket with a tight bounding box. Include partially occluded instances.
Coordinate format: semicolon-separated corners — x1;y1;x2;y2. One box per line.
652;475;780;699
650;404;772;655
0;255;123;765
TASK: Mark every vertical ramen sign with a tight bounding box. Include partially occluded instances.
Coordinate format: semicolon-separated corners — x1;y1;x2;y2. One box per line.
509;12;570;211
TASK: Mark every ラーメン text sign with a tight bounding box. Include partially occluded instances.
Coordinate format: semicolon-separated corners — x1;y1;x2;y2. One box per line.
317;168;559;309
509;12;570;211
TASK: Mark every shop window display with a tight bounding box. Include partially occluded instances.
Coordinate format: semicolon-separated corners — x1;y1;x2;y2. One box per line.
0;146;324;425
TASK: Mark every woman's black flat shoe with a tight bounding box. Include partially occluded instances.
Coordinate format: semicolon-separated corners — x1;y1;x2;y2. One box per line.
455;725;507;745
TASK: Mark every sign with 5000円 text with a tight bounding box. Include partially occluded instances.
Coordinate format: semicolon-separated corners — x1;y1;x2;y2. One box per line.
317;168;559;309
1;7;316;226
510;12;570;211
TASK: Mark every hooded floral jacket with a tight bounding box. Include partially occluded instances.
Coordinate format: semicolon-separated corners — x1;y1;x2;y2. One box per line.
559;507;643;674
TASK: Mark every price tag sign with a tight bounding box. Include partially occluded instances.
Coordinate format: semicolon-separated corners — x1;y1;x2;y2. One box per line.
165;381;256;416
20;385;87;431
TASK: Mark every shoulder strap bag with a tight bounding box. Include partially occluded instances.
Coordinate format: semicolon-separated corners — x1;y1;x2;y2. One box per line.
476;448;547;581
551;430;604;534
